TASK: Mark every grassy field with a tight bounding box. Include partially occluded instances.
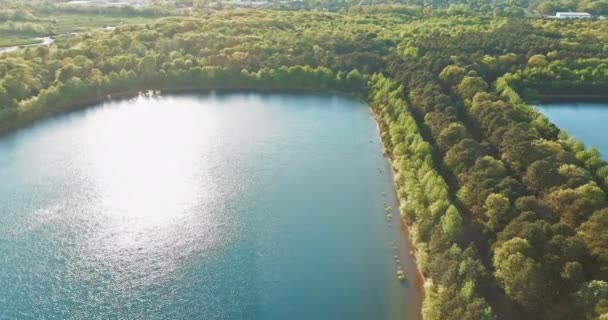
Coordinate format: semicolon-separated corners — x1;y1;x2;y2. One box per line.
0;33;43;47
50;14;159;34
0;14;162;47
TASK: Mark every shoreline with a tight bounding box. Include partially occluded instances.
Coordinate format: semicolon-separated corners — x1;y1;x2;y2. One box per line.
0;86;365;139
370;107;425;320
531;94;608;103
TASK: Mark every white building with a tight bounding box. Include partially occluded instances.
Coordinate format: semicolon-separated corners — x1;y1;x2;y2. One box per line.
556;12;592;19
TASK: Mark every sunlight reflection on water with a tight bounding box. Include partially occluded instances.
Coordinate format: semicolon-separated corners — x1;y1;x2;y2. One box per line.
77;96;234;284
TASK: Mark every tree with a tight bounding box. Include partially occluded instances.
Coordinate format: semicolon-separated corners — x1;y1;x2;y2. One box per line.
0;84;15;108
523;160;561;194
444;139;487;176
139;55;158;75
536;1;560;14
456;76;488;100
441;205;464;241
493;237;544;311
437;123;468;150
344;69;367;92
484;193;512;231
439;65;466;87
583;1;608;14
561;261;585;287
528;54;549;68
575;281;608;319
578;209;608;257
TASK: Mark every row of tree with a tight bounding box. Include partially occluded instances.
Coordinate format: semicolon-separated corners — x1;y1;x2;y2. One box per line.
0;11;390;101
1;65;366;134
385;13;608;319
369;74;493;320
453;70;606;318
532;0;608;15
500;57;608;98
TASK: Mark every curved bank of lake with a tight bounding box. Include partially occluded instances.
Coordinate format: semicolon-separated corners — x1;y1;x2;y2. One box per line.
537;102;608;158
0;93;421;319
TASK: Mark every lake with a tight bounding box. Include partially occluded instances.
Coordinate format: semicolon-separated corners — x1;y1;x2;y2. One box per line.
537;102;608;157
0;93;421;319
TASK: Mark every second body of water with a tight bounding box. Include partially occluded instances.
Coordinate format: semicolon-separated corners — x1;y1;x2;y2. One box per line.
538;102;608;158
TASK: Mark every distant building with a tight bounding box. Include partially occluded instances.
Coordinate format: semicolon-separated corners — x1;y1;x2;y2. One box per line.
220;0;271;7
556;12;592;19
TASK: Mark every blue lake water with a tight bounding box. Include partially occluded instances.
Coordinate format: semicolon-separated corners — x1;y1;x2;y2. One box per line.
0;93;421;319
537;102;608;157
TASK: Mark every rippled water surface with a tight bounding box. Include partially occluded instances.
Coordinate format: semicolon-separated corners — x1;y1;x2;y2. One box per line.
538;102;608;157
0;93;420;319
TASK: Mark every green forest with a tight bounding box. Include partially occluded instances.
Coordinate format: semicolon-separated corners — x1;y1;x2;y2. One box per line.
1;3;608;320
